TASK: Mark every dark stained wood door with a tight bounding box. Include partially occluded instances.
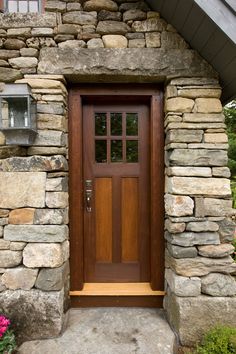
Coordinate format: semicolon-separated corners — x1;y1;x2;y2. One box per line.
83;102;150;282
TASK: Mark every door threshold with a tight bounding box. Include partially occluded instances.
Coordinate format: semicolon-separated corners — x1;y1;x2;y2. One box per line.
70;283;165;296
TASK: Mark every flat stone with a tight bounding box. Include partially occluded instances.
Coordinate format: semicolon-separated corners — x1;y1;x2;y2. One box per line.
67;2;82;11
0;49;19;60
5;225;68;243
195;198;233;217
0;13;57;29
166;129;203;143
0;67;22;82
165;97;194;113
0;146;27;159
168;149;227;166
37;102;65;115
166;177;231;197
165;269;201;297
218;218;236;242
204;133;228;143
178;88;221;98
23;241;69;268
4;39;25;50
0;250;22;267
161;32;188;49
87;38;104;48
165;231;220;247
0;60;9;67
10;242;26;251
41;94;65;102
46;192;69;208
0;155;68;172
194;98;222;113
187;143;228;150
145;32;161;47
97;21;130;35
34;208;68;225
37;113;66;131
165;293;236;347
57;24;78;35
2;267;38;290
35;261;69;291
31;28;54;37
16;78;66;91
102;34;127;48
198;244;235;258
46;177;68;192
7;28;31;37
123;9;146;22
212;167;231;178
201;273;236;296
132;18;167;32
63;11;97;26
183;113;224;123
166;167;212;177
45;0;67;12
33;130;66;146
9;57;38;69
20;48;38;57
166;122;226;130
98;10;122;21
186;221;219;232
0;289;64;342
27;147;67;155
0;172;46;209
9;208;35;225
165;194;194;217
126;32;144;39
167;243;198;258
165;219;185;234
58;40;86;49
119;1;150;12
128;39;146;48
84;0;118;12
0;239;10;250
166;250;236;277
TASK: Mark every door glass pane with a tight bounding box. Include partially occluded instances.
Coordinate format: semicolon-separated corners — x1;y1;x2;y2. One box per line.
29;1;39;11
8;0;18;11
95;140;107;163
111;140;122;162
111;113;122;136
19;1;28;12
127;140;138;163
95;113;106;136
126;113;138;136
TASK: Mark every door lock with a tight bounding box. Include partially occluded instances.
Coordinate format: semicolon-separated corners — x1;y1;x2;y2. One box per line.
85;180;92;212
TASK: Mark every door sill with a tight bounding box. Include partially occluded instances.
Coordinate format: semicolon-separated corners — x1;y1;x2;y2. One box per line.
70;283;165;296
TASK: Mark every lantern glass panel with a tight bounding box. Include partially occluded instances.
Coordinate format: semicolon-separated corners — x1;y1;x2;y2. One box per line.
1;97;29;129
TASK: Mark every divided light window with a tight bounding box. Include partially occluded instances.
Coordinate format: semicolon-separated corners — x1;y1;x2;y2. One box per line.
5;0;41;12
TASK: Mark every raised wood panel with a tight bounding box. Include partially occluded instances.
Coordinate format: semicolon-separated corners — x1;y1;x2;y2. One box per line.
95;178;112;262
122;178;138;262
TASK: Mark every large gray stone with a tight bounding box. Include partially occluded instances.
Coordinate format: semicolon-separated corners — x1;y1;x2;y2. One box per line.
97;21;130;35
165;231;220;247
201;273;236;296
0;289;64;342
167;243;198;259
4;225;68;243
37;102;65;115
218;218;236;242
0;172;46;209
0;250;22;267
132;18;166;32
198;244;235;258
9;57;38;69
4;38;25;50
0;13;57;29
35;261;69;291
164;292;236;346
166;166;212;177
0;49;20;60
0;67;22;82
2;267;38;290
195;198;233;217
165;269;201;297
62;11;97;25
168;149;227;166
84;0;118;12
38;48;217;80
165;194;194;216
34;208;68;225
183;113;224;123
166;129;203;143
46;192;69;208
33;130;66;147
186;221;219;232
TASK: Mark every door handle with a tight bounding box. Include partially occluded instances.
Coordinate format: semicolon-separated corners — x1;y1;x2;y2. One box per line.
85;180;92;212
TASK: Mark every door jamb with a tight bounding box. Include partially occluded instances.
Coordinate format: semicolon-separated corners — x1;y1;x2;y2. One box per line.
69;84;164;292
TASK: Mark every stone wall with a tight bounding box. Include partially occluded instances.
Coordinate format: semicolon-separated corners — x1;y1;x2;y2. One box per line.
0;0;235;347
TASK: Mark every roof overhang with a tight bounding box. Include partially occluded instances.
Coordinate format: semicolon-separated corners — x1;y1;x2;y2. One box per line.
147;0;236;103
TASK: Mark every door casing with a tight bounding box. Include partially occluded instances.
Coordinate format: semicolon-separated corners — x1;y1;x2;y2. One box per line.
69;84;164;295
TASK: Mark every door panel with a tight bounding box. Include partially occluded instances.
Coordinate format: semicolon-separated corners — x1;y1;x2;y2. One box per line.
83;102;150;283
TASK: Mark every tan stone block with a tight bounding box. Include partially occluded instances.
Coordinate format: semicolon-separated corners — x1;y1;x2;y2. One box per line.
165;194;194;217
2;267;38;290
84;0;118;12
102;35;128;48
165;86;177;99
204;133;228;143
183;113;224;123
0;250;22;267
178;88;221;99
145;32;161;48
165;97;194;113
37;114;66;131
10;242;26;251
46;192;69;208
9;208;35;225
0;239;10;250
166;167;212;177
15;78;65;90
165;219;185;234
194;98;222;113
41;94;65;102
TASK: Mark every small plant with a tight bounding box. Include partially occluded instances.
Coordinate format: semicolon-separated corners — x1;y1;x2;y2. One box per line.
0;315;16;354
195;325;236;354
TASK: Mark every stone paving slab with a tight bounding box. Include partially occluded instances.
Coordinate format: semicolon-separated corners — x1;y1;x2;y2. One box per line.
18;308;175;354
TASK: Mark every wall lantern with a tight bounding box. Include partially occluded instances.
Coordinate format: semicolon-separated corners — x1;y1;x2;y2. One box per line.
0;83;37;145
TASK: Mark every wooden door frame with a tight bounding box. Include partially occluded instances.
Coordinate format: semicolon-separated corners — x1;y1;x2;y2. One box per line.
69;84;164;292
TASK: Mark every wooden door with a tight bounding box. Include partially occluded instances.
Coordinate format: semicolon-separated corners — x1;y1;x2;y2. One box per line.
83;102;150;282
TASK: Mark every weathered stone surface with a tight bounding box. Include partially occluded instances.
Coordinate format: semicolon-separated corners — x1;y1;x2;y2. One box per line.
55;34;76;43
46;192;69;208
123;9;146;22
31;28;54;37
102;34;127;48
186;221;219;232
166;167;212;177
98;10;122;21
84;0;118;12
165;293;236;346
165;97;194;113
0;49;19;60
0;67;22;82
58;40;86;49
87;38;104;48
4;225;68;243
16;78;65;90
165;219;185;234
38;48;217;80
0;172;46;209
0;60;9;67
0;13;57;29
0;289;64;342
0;218;8;226
0;146;26;159
204;133;228;144
34;131;66;146
212;167;231;178
195;198;233;217
168;149;227;166
57;24;78;35
194;98;222;113
35;261;69;291
166;250;236;277
126;32;145;39
0;251;22;267
119;1;150;12
2;267;38;290
0;239;10;250
218;218;236;242
132;18;166;32
10;242;26;251
45;0;67;12
27;147;67;156
4;39;25;50
178;88;221;98
7;28;31;37
198;244;235;258
165;231;220;247
145;32;161;47
0;275;6;292
166;129;203;143
128;39;146;48
97;21;130;35
166;122;226;130
0;155;68;172
37;102;64;115
63;11;97;25
165;194;194;217
165;269;201;297
23;241;69;268
34;209;68;225
20;48;38;57
37;113;66;131
46;177;68;192
167;243;198;258
201;273;236;296
161;32;188;49
183;113;224;123
166;177;231;196
41;94;65;102
67;2;82;11
9;208;35;225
